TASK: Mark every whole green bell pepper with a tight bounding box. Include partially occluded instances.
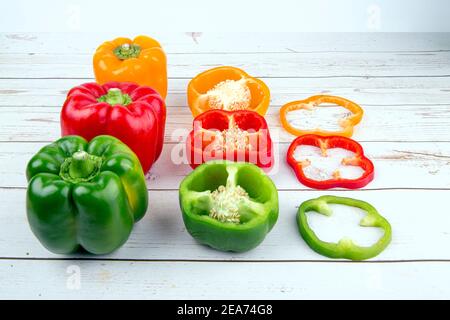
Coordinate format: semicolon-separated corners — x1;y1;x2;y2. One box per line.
297;195;392;260
179;160;278;252
26;135;148;255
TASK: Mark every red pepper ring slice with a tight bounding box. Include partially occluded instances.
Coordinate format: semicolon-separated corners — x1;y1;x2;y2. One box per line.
286;134;374;189
280;95;364;137
186;109;274;170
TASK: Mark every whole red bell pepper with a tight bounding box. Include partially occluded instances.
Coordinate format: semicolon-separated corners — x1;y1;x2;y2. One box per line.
286;134;374;189
61;82;166;174
186;109;273;169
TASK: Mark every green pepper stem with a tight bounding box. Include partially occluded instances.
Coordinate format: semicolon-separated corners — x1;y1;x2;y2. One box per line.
59;150;103;183
113;43;141;60
97;88;132;106
69;151;95;179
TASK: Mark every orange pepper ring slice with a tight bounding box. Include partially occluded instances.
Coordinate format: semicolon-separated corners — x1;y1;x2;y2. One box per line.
279;95;363;138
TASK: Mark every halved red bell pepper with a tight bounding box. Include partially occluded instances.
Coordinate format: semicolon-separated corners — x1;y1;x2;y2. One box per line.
286;134;374;189
61;82;166;174
186;109;273;169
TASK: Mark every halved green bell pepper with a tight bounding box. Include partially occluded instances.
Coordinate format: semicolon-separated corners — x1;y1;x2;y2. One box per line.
297;195;392;260
179;160;278;252
26;135;148;255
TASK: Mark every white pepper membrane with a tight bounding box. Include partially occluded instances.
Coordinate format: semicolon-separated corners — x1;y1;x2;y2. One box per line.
286;104;352;132
293;145;365;181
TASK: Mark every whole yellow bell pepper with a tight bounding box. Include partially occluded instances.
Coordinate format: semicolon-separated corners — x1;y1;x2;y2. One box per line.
93;35;167;99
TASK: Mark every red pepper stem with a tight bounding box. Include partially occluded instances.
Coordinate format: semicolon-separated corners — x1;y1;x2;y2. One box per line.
97;88;132;106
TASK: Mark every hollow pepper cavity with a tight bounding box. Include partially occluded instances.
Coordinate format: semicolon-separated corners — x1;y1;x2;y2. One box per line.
26;135;148;255
280;95;363;137
187;66;270;117
297;195;392;260
186;109;274;169
60;81;166;174
287;134;374;189
93;35;167;99
179;160;278;252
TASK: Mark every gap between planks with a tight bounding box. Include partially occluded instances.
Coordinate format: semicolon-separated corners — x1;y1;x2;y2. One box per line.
2;50;450;55
1;257;450;264
2;75;450;80
1;104;450;108
2;140;450;144
2;186;450;192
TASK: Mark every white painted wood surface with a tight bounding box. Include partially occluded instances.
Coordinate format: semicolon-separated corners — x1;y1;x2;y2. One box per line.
0;32;449;299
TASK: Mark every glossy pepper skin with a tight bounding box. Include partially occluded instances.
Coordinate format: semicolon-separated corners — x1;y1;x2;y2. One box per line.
93;35;167;99
187;66;270;117
186;109;274;170
280;95;363;137
287;134;374;189
179;161;278;252
61;81;166;174
297;196;392;260
26;135;148;255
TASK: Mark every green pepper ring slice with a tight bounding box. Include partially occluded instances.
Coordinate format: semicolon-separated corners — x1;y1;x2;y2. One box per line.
297;195;392;261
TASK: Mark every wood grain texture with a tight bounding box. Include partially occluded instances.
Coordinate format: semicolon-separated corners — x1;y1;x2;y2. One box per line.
2;51;450;79
1;188;450;261
0;104;449;143
2;142;450;190
1;77;450;107
1;32;449;54
1;259;450;299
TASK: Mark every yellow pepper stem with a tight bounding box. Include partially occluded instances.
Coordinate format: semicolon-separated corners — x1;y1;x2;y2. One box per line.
113;43;141;60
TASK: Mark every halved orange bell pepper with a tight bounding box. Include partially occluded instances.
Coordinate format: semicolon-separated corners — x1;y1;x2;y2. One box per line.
187;66;270;117
93;36;167;99
280;95;363;137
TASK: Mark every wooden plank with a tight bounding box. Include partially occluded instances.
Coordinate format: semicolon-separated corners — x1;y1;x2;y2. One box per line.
0;104;449;143
1;33;449;54
1;77;450;107
1;259;449;299
1;188;450;261
2;142;450;190
1;51;450;79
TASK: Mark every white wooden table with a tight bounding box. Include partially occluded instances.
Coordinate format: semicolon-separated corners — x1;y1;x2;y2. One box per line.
1;32;450;299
